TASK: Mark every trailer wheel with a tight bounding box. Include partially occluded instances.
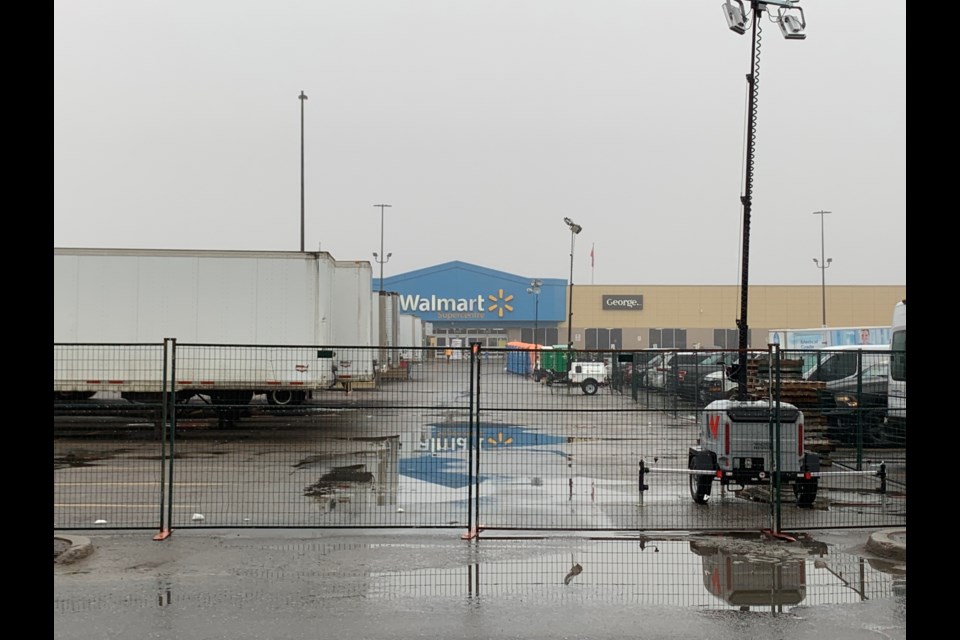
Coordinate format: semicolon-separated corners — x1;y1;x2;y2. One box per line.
267;390;306;406
794;479;818;508
689;473;713;505
581;379;599;395
687;451;715;505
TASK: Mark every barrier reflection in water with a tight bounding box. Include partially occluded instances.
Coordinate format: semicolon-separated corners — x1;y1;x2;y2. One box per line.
366;536;898;612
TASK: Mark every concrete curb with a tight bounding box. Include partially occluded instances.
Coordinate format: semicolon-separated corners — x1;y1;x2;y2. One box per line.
55;535;94;565
865;528;906;563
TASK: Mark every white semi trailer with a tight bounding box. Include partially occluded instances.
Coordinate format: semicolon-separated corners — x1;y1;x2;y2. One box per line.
54;248;375;405
397;314;424;363
373;291;401;369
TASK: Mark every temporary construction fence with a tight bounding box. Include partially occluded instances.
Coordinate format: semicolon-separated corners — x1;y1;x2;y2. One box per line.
54;343;905;537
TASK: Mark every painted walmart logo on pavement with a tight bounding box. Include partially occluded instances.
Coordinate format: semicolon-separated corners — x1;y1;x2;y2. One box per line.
399;424;566;488
487;432;513;446
486;289;514;318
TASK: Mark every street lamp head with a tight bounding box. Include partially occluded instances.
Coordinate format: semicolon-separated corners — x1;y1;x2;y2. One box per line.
826;258;832;266
387;253;393;260
563;217;583;234
373;252;378;258
812;258;818;264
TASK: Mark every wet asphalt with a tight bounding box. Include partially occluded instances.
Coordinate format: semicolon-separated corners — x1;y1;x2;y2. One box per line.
54;527;906;640
55;367;907;638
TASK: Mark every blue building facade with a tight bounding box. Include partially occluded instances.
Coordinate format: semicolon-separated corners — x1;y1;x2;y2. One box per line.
377;261;566;348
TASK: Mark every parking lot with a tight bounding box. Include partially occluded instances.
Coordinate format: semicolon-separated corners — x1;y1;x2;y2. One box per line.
54;357;905;535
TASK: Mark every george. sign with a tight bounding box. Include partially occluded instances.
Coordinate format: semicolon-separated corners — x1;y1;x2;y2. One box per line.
602;295;644;311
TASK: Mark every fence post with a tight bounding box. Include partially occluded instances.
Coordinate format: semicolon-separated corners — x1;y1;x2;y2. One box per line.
462;341;483;540
638;459;649;506
771;342;783;534
154;338;176;541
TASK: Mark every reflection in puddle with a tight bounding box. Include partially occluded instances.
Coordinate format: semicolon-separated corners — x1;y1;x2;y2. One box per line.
55;536;904;618
367;538;902;613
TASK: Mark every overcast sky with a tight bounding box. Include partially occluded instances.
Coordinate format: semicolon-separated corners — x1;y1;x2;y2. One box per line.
54;1;905;286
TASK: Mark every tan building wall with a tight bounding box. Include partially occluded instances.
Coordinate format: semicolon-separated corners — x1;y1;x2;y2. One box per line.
559;285;905;349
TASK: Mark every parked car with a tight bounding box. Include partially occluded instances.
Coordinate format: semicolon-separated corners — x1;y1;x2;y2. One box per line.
664;352;735;402
682;352;735;403
699;369;738;405
818;359;890;445
613;350;661;388
642;352;675;390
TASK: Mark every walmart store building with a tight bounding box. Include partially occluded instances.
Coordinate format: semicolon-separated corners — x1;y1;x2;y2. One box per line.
379;261;905;351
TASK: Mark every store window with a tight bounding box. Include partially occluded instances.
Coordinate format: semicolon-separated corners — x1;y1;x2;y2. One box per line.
521;327;560;346
649;328;687;349
713;328;751;348
585;328;623;350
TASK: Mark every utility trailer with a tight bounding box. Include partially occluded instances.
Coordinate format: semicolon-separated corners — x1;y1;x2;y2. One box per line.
545;360;610;395
637;396;890;508
687;400;820;507
53;248;375;405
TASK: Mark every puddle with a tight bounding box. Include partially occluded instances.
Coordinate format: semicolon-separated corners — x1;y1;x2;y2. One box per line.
366;536;903;613
53;448;132;469
55;534;904;623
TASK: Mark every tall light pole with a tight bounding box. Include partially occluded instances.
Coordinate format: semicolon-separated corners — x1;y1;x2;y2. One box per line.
299;91;308;252
527;279;542;345
721;0;809;400
563;217;582;357
373;204;392;292
812;210;832;327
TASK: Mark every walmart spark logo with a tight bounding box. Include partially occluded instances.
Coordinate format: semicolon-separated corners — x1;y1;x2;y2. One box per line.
486;289;514;318
486;432;514;446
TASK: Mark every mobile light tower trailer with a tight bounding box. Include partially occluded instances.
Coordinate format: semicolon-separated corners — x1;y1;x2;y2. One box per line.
686;399;820;507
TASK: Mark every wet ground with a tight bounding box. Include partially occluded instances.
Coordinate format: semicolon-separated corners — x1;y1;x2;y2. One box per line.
55;366;907;637
54;528;906;640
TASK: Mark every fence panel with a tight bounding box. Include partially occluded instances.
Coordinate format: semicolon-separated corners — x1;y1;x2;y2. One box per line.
474;347;774;532
54;343;168;530
54;343;905;534
165;345;475;529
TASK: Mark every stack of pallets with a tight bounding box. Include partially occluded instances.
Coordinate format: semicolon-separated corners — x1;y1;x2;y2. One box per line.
745;358;832;453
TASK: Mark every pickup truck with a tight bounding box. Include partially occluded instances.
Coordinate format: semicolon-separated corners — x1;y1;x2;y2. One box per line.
698;369;739;405
817;358;889;445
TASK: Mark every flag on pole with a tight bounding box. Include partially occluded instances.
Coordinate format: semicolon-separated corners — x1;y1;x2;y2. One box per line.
590;244;595;267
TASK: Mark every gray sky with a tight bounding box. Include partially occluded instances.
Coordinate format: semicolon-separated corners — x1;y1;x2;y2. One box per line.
54;1;905;286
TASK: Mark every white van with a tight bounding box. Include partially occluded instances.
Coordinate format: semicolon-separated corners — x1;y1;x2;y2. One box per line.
803;344;891;384
886;301;906;444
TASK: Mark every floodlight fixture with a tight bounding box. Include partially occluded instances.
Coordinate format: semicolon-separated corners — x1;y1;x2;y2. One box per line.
722;0;748;34
778;8;807;40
